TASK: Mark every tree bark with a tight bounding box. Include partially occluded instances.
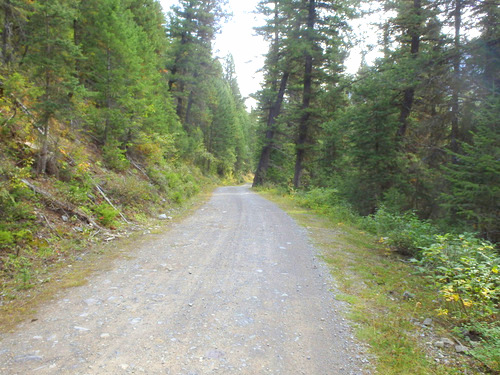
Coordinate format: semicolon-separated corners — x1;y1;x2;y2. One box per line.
253;71;289;186
396;0;421;139
293;0;316;189
253;1;289;187
2;0;12;64
450;0;461;162
37;11;52;175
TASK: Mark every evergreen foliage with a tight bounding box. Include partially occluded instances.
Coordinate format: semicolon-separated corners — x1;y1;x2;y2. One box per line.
252;0;499;245
0;0;254;260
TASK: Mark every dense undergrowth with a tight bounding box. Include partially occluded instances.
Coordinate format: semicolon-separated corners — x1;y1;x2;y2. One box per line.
261;186;499;373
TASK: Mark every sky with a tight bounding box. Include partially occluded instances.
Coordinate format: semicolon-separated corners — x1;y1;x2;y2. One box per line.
159;0;268;109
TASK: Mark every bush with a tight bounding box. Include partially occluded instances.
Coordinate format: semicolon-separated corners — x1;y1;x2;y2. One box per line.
104;173;156;206
418;233;499;320
54;179;92;205
0;231;14;249
455;321;500;372
102;140;130;172
371;207;437;256
93;203;119;227
295;188;360;225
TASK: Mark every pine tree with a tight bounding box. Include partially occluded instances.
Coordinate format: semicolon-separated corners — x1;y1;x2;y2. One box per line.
25;0;81;174
441;95;500;242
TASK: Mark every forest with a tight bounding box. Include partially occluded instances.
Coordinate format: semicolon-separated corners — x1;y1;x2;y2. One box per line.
0;0;254;247
0;0;498;371
252;0;498;242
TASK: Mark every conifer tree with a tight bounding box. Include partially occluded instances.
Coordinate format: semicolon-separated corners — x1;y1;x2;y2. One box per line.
25;0;81;174
441;95;500;242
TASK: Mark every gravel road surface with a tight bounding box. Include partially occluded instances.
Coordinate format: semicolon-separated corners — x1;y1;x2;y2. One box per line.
0;185;369;374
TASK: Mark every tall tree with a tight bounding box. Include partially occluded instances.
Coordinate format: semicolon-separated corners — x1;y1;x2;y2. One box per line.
253;0;293;186
25;0;80;174
293;0;316;188
167;0;227;126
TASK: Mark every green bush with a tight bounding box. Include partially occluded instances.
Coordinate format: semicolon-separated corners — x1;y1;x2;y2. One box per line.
371;207;437;256
102;140;130;172
455;321;500;372
295;188;360;225
104;173;156;206
418;233;499;320
93;203;119;227
0;231;14;249
54;179;92;205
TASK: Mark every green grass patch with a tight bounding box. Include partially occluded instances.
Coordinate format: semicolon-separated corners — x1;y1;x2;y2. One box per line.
258;189;487;374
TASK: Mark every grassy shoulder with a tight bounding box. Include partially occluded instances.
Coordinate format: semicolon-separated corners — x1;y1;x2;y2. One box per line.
258;188;491;375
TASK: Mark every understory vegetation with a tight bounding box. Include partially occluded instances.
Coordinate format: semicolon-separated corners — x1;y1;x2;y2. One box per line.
265;187;498;373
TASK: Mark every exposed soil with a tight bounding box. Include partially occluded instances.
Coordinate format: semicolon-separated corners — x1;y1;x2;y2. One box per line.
0;185;370;374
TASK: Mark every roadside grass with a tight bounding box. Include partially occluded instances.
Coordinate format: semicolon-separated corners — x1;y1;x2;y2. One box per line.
258;189;485;375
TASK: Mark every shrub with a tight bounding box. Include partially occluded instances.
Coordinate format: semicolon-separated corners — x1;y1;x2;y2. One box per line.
371;207;437;256
93;203;119;228
102;140;130;172
0;231;14;250
295;188;360;225
104;173;156;206
455;321;500;372
418;233;499;320
54;179;92;205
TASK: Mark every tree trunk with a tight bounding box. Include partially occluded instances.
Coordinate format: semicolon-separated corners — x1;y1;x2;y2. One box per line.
293;0;315;189
481;1;499;93
253;1;289;187
2;0;12;64
396;0;421;139
450;0;461;162
253;71;289;186
37;12;52;175
185;90;194;128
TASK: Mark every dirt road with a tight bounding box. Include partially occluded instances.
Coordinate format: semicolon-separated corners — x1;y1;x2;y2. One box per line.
0;185;369;374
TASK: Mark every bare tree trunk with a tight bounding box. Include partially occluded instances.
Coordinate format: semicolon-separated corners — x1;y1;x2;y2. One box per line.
253;71;289;186
2;0;12;64
396;0;421;139
450;0;461;163
104;47;112;143
253;1;289;187
293;0;315;189
37;11;52;175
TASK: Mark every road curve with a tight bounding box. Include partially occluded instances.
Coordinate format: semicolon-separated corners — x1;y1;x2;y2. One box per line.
0;185;369;374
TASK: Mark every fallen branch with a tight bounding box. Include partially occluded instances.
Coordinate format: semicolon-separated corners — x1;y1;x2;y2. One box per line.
127;156;151;181
39;213;62;239
95;184;131;224
21;179;103;230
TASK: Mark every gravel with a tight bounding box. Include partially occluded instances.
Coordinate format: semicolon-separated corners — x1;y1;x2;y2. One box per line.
0;185;370;374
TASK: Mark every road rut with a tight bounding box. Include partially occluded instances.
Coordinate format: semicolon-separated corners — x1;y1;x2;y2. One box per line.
0;185;369;374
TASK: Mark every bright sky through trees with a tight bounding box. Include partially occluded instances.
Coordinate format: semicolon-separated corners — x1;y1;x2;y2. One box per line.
159;0;267;108
159;0;383;109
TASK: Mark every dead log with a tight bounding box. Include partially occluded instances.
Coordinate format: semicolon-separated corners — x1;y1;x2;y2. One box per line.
21;179;103;230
